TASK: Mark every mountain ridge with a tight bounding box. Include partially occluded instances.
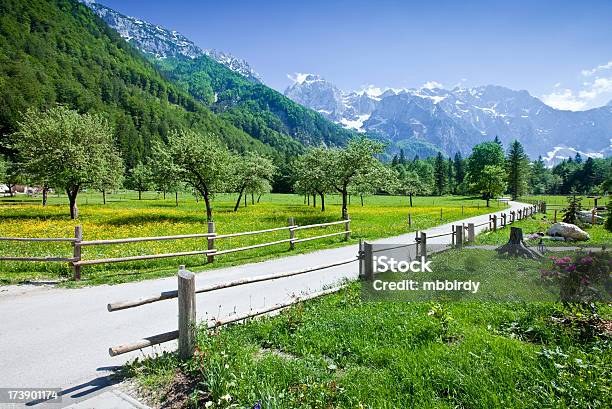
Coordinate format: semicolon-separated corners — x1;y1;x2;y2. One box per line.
284;74;612;162
85;1;263;83
86;2;356;152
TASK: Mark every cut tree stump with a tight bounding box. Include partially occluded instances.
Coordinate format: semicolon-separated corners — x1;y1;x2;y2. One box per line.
496;227;543;260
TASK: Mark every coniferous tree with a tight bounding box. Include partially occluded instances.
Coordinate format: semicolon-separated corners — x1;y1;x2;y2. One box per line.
574;152;583;164
446;157;455;194
562;190;582;225
399;149;406;165
391;154;399;167
434;152;446;196
453;152;465;186
506;140;530;199
579;157;596;194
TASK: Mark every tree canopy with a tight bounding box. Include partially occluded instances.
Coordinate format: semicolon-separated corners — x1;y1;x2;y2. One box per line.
12;106;123;218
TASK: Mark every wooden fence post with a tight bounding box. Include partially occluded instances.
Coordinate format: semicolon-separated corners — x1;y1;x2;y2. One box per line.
420;232;427;260
554;209;557;222
467;223;475;243
451;225;456;246
541;201;547;214
288;217;295;250
440;208;443;222
72;225;83;281
207;222;215;263
408;213;412;228
461;205;464;215
455;225;463;249
178;266;196;360
502;213;507;227
363;242;373;280
493;215;498;231
344;213;350;241
592;209;596;225
358;239;365;278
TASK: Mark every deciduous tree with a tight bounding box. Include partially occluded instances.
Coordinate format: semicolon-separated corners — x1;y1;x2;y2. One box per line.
162;129;233;221
232;152;276;211
12;106;123;218
476;165;506;207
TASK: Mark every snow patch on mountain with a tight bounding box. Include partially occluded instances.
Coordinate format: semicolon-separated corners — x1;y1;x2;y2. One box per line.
84;1;262;82
284;74;612;159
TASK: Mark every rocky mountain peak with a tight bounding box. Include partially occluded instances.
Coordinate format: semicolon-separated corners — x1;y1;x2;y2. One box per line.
84;1;262;83
284;74;612;161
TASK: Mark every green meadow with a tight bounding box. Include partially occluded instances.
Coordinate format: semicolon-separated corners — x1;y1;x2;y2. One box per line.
0;192;501;286
124;249;612;409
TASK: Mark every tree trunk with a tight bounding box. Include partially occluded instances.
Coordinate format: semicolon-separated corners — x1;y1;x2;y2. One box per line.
244;193;247;207
234;189;244;212
341;189;348;220
349;194;351;205
203;193;213;222
313;194;316;208
307;195;310;206
42;187;48;207
102;189;106;205
138;190;142;200
67;187;79;219
175;191;179;207
257;194;262;203
360;195;364;207
251;193;254;205
163;191;166;200
496;227;542;259
409;193;413;207
320;193;325;211
486;198;490;207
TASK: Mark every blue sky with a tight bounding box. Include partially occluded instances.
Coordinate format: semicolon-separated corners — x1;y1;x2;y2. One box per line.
98;0;612;110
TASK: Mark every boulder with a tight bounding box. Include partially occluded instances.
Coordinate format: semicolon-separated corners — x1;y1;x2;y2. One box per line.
578;210;604;225
547;222;590;241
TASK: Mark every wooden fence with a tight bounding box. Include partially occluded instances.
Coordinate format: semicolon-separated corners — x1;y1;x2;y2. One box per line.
0;218;351;280
106;202;541;358
107;259;357;358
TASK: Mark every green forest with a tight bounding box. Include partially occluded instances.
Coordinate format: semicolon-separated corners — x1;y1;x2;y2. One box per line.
0;0;353;171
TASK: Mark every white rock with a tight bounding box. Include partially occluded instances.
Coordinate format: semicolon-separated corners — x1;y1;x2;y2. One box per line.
547;222;590;241
578;210;604;225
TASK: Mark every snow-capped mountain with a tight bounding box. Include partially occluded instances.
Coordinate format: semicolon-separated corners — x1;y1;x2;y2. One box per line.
285;75;612;161
85;1;262;83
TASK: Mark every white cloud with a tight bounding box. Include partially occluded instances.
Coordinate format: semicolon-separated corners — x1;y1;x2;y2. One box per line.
421;80;443;89
542;60;612;110
541;88;587;111
581;61;612;76
578;77;612;100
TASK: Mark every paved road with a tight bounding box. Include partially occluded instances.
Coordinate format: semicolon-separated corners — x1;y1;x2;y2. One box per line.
0;201;528;408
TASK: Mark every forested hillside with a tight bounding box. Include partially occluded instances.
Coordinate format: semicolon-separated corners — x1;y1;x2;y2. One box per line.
153;56;355;154
0;0;278;167
85;1;356;156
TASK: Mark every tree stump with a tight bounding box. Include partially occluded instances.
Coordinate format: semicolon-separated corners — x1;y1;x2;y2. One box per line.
496;227;543;259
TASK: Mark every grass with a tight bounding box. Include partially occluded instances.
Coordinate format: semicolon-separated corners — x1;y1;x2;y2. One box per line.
0;191;503;286
123;249;612;408
474;206;612;248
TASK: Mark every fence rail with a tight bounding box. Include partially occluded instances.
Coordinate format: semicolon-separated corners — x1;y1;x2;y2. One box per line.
107;262;350;357
0;217;351;280
105;202;541;358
